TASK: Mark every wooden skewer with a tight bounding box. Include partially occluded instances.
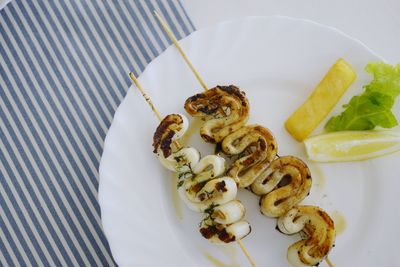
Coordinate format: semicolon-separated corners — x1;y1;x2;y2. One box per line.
129;72;256;267
129;72;181;150
154;10;208;92
129;72;163;121
237;239;257;267
325;257;334;267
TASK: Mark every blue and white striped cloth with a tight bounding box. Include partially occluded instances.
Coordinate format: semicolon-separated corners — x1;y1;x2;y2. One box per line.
0;1;194;266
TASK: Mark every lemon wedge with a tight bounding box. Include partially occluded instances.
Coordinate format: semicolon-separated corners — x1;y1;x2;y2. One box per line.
304;130;400;162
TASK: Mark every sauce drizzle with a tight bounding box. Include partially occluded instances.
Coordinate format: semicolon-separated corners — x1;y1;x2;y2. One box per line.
331;210;347;235
203;252;240;267
170;173;183;219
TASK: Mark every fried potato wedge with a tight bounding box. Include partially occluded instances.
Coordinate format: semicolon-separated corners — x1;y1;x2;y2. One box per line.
285;58;356;141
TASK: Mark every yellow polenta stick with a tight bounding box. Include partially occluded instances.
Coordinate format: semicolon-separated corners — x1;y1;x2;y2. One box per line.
285;58;356;141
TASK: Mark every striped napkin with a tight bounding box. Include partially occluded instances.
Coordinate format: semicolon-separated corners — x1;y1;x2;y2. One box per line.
0;1;194;266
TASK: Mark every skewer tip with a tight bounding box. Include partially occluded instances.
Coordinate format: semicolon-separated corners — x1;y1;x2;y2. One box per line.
128;71;163;121
129;72;141;90
128;72;136;80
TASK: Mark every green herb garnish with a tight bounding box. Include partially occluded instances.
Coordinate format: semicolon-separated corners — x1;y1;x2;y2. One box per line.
177;180;184;189
199;203;219;227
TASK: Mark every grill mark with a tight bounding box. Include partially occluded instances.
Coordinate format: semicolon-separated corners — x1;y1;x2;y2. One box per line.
215;181;227;192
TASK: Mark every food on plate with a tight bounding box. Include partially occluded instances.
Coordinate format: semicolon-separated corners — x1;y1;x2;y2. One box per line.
277;205;336;267
251;156;312;217
153;113;200;171
153;113;251;243
221;125;278;188
143;14;342;266
184;85;250;143
199;202;250;243
325;62;400;132
285;58;356;141
178;155;236;212
304;130;400;162
184;85;335;266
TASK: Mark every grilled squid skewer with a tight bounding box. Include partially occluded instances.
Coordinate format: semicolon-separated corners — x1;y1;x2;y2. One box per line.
153;113;250;243
184;85;250;143
277;205;336;267
251;156;312;217
222;125;278;188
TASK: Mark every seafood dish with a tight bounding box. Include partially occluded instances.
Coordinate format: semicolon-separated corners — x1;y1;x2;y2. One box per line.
149;85;336;266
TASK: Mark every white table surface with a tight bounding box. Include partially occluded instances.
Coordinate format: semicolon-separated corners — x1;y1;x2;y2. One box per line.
182;0;400;63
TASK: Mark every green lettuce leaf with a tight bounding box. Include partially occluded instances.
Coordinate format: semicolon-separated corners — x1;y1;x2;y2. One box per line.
325;62;400;132
365;62;400;97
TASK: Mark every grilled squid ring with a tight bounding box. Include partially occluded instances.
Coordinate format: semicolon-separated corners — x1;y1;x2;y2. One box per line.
199;200;250;244
184;85;249;143
222;125;278;188
212;200;246;224
200;218;251;244
153;114;200;172
153;113;250;243
251;156;312;217
277;205;336;267
178;176;238;212
179;155;237;212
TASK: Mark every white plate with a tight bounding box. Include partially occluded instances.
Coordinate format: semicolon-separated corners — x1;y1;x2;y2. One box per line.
99;16;400;267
